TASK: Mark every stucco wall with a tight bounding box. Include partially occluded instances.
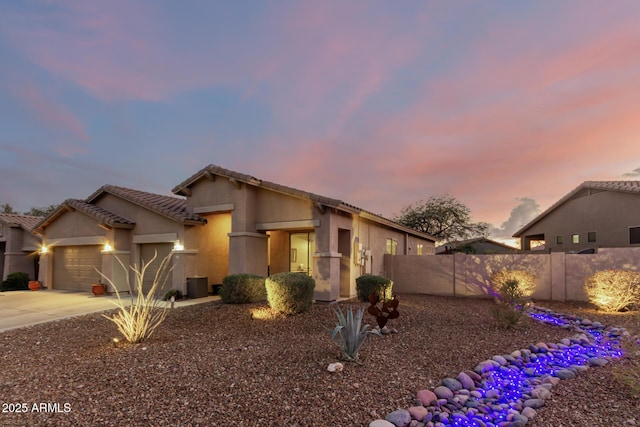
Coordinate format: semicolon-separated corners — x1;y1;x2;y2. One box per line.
44;211;105;241
385;248;640;302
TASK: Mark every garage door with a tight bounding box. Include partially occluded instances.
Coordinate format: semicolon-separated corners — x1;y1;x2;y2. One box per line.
53;246;102;291
139;243;173;294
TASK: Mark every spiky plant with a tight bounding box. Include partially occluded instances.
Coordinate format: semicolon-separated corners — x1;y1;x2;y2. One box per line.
98;252;173;343
328;306;380;361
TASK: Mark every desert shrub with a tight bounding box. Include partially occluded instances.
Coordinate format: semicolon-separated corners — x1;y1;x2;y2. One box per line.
265;272;315;315
584;270;640;312
355;275;393;302
490;269;536;299
220;274;266;304
328;306;380;361
99;252;173;343
490;279;528;329
163;289;182;301
0;272;30;291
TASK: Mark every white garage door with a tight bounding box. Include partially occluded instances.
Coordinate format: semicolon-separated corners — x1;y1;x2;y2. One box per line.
139;243;173;294
53;246;102;291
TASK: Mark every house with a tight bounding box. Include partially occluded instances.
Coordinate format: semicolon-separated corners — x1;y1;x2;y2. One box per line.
513;181;640;252
436;237;518;254
0;214;42;281
37;164;437;301
36;185;206;293
172;165;436;301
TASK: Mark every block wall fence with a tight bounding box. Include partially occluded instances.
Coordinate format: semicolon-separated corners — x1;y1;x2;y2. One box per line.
383;247;640;302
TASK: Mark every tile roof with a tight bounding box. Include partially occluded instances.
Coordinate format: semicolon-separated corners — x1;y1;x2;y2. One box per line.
88;185;207;225
0;213;43;231
173;164;437;241
34;199;136;231
65;199;136;227
512;180;640;237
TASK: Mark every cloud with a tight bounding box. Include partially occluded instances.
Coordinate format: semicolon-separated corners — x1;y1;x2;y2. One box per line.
623;167;640;178
489;198;541;239
12;84;90;156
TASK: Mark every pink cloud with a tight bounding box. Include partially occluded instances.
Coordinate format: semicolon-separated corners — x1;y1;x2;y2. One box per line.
14;83;90;156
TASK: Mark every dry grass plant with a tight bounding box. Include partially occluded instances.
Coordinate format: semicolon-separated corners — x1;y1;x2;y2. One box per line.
490;269;536;298
584;270;640;312
98;252;173;343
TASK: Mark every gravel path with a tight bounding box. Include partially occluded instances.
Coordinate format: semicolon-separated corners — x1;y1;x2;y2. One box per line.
0;294;638;426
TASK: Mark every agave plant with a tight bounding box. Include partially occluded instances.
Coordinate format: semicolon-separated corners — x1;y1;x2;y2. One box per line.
328;306;380;361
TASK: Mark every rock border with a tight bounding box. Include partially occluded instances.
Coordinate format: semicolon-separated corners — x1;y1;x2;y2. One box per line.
370;306;629;427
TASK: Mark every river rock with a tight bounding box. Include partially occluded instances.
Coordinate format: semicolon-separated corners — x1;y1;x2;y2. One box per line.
416;389;437;406
441;378;463;391
370;420;395;427
408;406;428;421
555;369;576;379
523;399;545;409
521;407;537;419
385;409;411;427
434;385;454;400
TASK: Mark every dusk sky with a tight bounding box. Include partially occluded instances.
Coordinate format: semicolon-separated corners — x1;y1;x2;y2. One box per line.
1;1;639;240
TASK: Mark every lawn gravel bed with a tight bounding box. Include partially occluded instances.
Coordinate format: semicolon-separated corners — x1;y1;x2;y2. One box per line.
1;294;638;426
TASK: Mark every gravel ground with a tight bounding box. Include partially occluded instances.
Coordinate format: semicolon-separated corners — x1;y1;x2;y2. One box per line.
0;294;638;427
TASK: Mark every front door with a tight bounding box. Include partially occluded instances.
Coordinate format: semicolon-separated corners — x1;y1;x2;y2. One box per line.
290;232;315;275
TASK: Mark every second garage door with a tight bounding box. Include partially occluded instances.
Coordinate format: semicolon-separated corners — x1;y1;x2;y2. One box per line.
53;246;102;291
139;243;173;294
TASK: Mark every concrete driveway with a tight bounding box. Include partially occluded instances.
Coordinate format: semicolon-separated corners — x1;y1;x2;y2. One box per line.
0;289;219;333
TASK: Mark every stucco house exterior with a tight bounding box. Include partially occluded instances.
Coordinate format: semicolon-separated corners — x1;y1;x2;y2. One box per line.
172;164;436;301
0;213;42;281
513;181;640;252
37;164;436;301
36;185;207;293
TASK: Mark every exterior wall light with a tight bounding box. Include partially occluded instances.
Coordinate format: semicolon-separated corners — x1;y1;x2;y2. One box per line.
173;241;184;252
39;245;48;254
102;242;113;252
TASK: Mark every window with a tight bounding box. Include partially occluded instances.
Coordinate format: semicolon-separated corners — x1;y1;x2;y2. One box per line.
630;226;640;244
556;235;563;245
587;231;597;243
386;238;398;255
571;234;579;244
417;244;423;255
290;232;315;275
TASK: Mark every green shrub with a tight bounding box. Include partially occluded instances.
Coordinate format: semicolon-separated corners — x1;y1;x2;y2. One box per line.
163;289;182;301
265;272;315;315
355;275;393;302
328;306;380;361
0;272;30;291
490;270;536;299
584;270;640;312
220;274;266;304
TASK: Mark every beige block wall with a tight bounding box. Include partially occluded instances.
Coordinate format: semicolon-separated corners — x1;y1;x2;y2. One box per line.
385;249;640;302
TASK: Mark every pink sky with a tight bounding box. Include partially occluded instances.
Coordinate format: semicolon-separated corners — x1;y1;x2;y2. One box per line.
1;1;639;239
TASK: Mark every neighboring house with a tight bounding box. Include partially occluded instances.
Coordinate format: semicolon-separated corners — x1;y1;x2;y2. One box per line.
436;237;518;254
36;185;206;293
513;181;640;252
37;164;437;301
0;214;43;281
172;164;437;301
